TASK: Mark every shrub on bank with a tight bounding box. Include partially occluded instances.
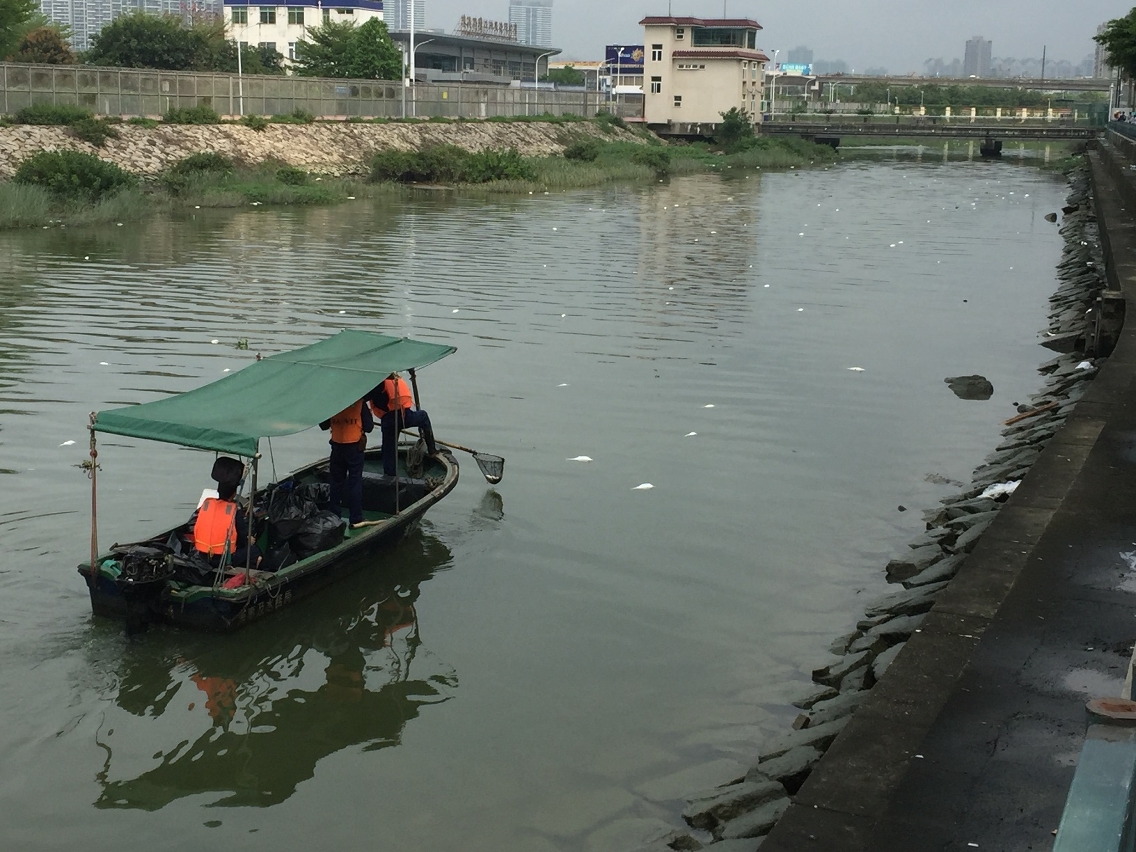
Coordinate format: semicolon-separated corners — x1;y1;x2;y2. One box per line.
68;117;122;148
15;103;94;125
13;150;136;200
163;104;221;124
127;116;159;128
275;165;308;185
370;145;534;184
630;146;671;176
170;152;234;175
563;139;600;162
270;109;315;125
241;114;270;131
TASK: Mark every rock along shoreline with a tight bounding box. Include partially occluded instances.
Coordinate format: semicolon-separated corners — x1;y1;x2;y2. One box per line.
0;119;646;179
631;165;1107;852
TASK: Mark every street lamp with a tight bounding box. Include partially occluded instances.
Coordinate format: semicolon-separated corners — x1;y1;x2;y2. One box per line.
534;49;556;85
406;37;435;117
768;48;779;117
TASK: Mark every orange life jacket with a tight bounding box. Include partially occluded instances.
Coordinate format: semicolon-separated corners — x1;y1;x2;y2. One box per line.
330;401;365;444
369;376;414;418
194;497;238;556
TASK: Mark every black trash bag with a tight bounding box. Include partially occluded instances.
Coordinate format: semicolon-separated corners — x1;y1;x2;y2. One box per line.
295;482;331;509
262;542;298;573
292;510;347;559
267;487;316;542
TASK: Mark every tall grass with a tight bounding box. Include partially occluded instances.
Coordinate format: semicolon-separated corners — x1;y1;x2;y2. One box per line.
0;183;53;228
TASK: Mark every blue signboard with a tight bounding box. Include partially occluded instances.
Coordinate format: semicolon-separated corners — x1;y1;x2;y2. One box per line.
779;63;812;75
606;45;645;72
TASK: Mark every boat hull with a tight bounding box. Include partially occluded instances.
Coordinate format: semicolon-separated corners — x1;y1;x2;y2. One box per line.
79;447;458;632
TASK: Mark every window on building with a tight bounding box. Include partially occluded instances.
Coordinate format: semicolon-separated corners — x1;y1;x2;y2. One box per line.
651;44;662;61
675;27;684;40
258;41;276;51
288;41;296;59
650;76;661;94
259;6;275;23
322;7;329;21
336;7;352;13
673;95;682;107
692;28;745;47
747;30;756;49
287;7;303;24
231;6;248;23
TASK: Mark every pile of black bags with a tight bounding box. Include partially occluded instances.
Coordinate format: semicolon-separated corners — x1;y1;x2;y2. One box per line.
263;481;344;564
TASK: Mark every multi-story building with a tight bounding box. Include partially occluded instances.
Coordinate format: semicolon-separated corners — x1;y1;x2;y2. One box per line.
1095;22;1112;79
39;0;222;51
383;0;423;31
963;36;991;77
640;15;767;132
508;0;552;47
224;0;384;62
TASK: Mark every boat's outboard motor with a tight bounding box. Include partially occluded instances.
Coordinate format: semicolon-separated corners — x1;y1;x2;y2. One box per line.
115;546;174;635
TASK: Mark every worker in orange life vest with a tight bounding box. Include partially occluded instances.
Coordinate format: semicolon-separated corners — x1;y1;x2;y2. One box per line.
368;373;438;476
319;399;374;526
193;480;261;568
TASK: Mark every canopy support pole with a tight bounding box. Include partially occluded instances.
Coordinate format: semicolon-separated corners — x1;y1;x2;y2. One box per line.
247;449;259;577
408;368;421;409
88;413;99;578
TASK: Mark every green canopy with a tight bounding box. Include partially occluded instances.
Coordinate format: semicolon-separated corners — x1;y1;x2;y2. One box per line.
93;330;456;457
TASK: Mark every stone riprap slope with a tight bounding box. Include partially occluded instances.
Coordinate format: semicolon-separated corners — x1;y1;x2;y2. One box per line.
0;120;644;178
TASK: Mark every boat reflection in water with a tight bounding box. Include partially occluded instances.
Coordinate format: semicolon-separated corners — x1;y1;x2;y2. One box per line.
93;530;457;810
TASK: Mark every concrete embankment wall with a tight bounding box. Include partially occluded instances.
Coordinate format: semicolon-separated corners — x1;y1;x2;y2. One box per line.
718;143;1136;851
0;120;645;178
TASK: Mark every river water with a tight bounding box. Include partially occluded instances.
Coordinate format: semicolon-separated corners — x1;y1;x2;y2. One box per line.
0;159;1068;851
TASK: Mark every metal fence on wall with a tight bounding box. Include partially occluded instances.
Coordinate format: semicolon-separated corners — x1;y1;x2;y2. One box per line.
0;63;646;120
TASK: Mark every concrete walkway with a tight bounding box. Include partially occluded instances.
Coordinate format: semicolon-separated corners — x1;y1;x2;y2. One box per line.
762;145;1136;851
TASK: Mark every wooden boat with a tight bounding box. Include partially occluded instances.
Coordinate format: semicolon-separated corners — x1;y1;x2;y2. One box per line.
77;330;461;632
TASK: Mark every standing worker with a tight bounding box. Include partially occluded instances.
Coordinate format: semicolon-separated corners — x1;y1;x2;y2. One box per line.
320;399;373;527
369;373;438;476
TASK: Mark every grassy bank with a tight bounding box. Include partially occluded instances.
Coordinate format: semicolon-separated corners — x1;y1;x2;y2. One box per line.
0;123;837;230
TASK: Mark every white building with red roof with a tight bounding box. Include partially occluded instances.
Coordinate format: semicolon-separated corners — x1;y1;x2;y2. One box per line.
639;15;768;132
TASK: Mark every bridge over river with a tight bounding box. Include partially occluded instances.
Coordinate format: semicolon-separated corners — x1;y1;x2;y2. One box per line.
761;119;1099;146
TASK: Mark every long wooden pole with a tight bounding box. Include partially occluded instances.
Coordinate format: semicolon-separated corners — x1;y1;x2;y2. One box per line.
88;413;99;577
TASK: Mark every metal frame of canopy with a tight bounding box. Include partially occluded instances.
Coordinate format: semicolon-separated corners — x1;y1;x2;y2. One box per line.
84;331;457;579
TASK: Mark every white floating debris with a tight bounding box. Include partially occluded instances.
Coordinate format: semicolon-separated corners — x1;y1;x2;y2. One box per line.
848;367;865;372
83;255;90;260
710;230;717;234
116;223;123;226
764;284;770;288
60;440;75;446
799;233;804;237
346;196;355;200
1077;360;1094;370
222;368;231;372
797;308;805;312
210;339;219;344
553;227;558;230
561;313;566;317
452;309;460;313
632;483;655;490
980;480;1020;500
890;244;897;248
99;361;108;366
703;404;715;409
568;456;593;462
685;432;697;437
338;310;346;314
558;383;569;387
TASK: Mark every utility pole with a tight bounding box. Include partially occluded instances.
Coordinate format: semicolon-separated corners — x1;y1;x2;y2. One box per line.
1040;45;1046;81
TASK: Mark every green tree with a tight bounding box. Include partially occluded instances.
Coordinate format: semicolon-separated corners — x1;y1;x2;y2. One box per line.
541;65;585;86
86;12;211;69
9;25;74;63
0;0;37;59
1096;10;1136;80
293;18;401;79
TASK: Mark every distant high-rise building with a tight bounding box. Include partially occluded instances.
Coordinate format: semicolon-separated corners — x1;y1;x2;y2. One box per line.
1095;22;1112;78
963;36;991;77
509;0;552;47
786;45;812;65
38;0;220;51
385;0;426;31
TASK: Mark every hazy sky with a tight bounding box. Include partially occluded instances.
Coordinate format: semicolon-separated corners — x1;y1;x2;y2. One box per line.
424;0;1132;72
